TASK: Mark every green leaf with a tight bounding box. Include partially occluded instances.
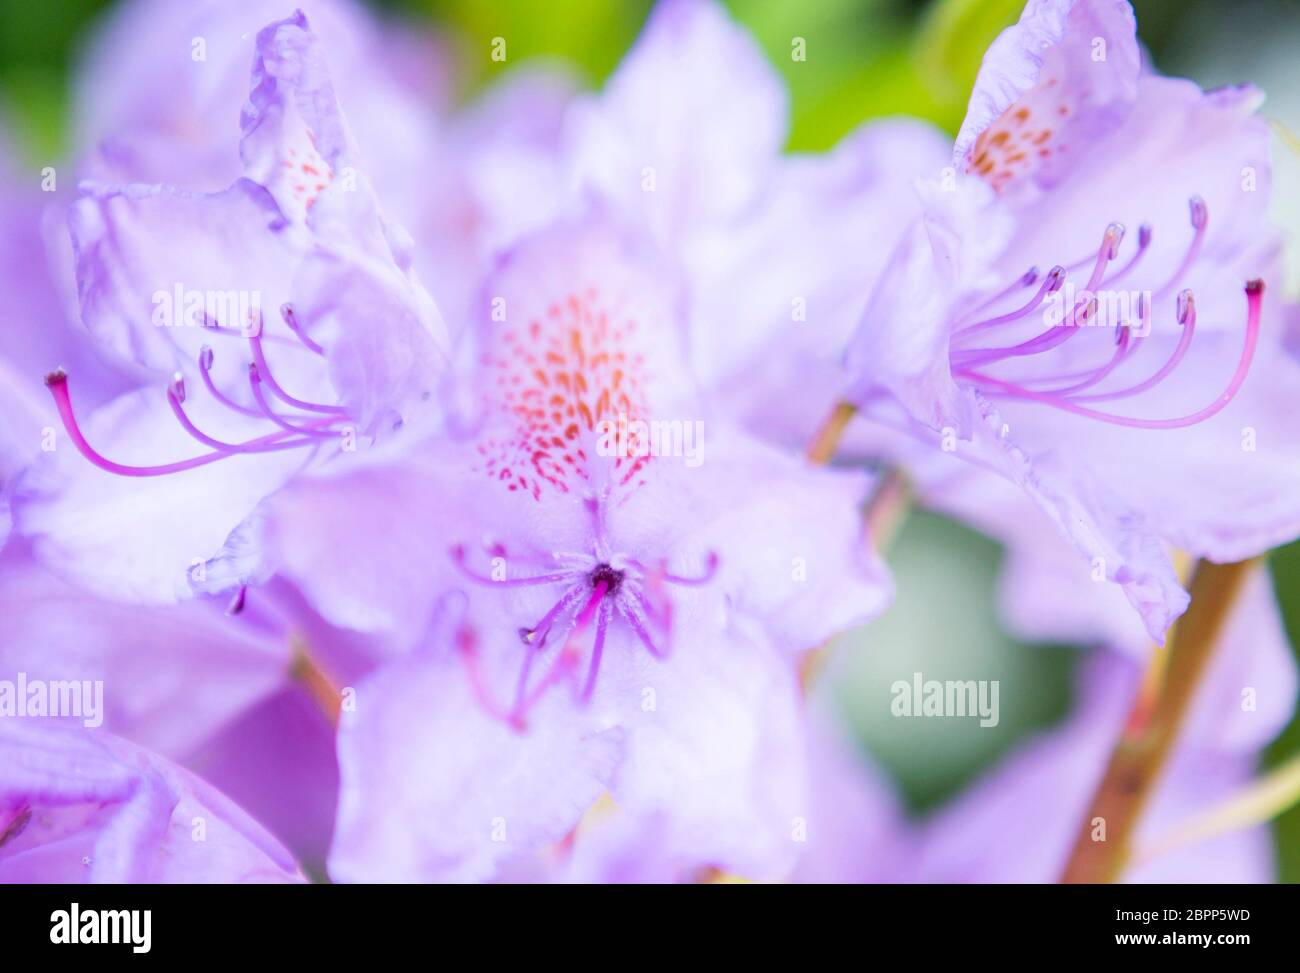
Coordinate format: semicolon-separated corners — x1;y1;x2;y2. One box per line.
435;0;652;88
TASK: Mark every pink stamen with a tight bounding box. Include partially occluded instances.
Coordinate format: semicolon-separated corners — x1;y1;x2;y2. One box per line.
44;370;321;477
657;551;720;586
959;280;1261;429
167;373;323;452
520;585;585;648
1081;223;1125;293
199;346;263;418
958;265;1041;323
248;332;345;414
511;588;607;722
455;625;519;727
450;544;572;588
511;646;581;726
955;222;1119;349
202;312;297;349
953;298;1093;369
516;580;605;712
573;580;609;628
619;600;668;659
165;377;240;451
953;265;1066;339
1071;290;1196;403
1101;223;1152;288
249;364;339;438
511;586;584;714
1153;197;1207;302
280;303;325;356
579;600;612;702
1032;321;1135;396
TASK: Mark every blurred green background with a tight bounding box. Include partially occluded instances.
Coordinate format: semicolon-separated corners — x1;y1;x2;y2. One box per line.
3;0;1298;880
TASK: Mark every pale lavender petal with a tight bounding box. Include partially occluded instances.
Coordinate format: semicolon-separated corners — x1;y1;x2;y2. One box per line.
594;617;807;880
329;647;624;883
77;0;450;193
566;0;787;244
0;721;303;883
185;685;341;876
1180;567;1298;754
69;179;305;382
618;428;891;653
790;698;915;882
696;118;952;443
0;541;290;753
954;0;1140;194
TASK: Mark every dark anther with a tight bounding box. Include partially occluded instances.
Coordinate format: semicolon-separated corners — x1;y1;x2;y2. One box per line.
589;563;624;596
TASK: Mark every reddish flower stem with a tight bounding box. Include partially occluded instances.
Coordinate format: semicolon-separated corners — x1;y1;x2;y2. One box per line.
1060;558;1259;883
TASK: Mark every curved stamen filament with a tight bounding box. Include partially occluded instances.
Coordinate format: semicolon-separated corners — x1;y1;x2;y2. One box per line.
536;579;608;709
249;365;340;438
956;265;1041;325
455;626;519;726
169;371;335;452
248;332;345;414
954;220;1123;349
1153;197;1207;302
45;370;323;477
1101;224;1152;288
580;600;612;702
280;303;325;356
511;585;585;715
959;281;1261;430
521;584;586;649
199;346;263;418
1081;223;1125;294
620;599;668;659
1071;291;1196;403
658;551;720;586
202;312;298;348
953;300;1092;369
202;346;330;432
953;265;1066;340
511;587;607;721
511;647;580;724
450;545;572;587
1032;322;1136;397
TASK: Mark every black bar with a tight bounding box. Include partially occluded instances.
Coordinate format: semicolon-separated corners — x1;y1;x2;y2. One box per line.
0;883;1292;958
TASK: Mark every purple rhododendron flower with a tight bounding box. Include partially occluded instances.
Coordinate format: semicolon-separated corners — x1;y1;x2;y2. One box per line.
545;565;1295;884
844;0;1300;641
565;0;956;448
289;212;888;881
0;0;1297;895
76;0;451;193
0;535;391;872
13;11;450;603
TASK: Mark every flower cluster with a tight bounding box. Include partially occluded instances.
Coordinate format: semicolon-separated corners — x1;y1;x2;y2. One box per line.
1;0;1296;884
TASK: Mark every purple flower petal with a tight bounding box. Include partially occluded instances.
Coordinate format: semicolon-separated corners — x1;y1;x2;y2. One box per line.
0;721;303;883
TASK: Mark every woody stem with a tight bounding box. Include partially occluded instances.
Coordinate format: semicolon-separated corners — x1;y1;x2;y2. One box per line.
1059;558;1259;883
805;401;857;465
289;638;343;728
